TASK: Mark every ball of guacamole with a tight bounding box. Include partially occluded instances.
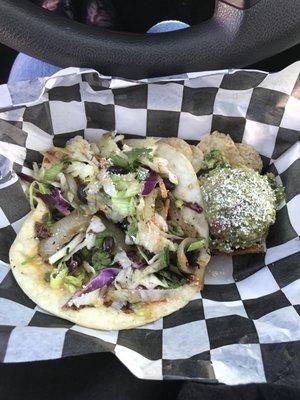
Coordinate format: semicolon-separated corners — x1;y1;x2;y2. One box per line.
201;165;277;252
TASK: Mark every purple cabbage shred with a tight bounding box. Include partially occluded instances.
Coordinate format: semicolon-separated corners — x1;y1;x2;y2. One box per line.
17;172;35;183
40;187;71;216
141;171;159;196
75;268;119;297
68;253;82;274
184;201;203;214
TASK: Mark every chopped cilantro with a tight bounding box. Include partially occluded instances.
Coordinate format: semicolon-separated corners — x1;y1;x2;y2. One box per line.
267;173;285;206
202;149;228;171
175;199;184;209
168;221;184;237
94;229;114;248
92;251;112;270
159;246;170;269
156;269;187;288
125;148;153;164
187;239;207;252
43;162;65;182
44;271;51;282
21;255;36;266
109;154;130;169
127;221;138;241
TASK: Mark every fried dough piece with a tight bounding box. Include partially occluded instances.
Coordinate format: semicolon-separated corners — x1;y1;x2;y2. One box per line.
236;143;263;172
197;131;244;165
198;131;263;172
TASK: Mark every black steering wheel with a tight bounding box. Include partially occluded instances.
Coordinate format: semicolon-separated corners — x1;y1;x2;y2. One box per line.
0;0;299;79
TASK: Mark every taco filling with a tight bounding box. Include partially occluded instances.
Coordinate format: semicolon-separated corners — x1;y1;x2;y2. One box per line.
10;134;210;327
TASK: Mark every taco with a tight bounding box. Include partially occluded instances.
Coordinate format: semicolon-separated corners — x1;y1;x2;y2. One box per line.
10;134;210;330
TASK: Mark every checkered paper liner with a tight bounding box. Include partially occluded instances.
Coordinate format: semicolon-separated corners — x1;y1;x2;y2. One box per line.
0;63;299;385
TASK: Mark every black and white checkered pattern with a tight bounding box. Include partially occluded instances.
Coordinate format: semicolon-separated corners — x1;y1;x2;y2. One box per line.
0;63;299;385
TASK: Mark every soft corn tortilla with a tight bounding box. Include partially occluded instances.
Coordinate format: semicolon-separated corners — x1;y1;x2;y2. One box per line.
155;142;209;240
9;201;199;330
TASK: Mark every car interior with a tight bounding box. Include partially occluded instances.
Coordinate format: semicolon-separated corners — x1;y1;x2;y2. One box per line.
0;0;299;82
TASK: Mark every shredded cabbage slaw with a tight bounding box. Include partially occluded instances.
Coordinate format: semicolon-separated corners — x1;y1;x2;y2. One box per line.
20;133;211;313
